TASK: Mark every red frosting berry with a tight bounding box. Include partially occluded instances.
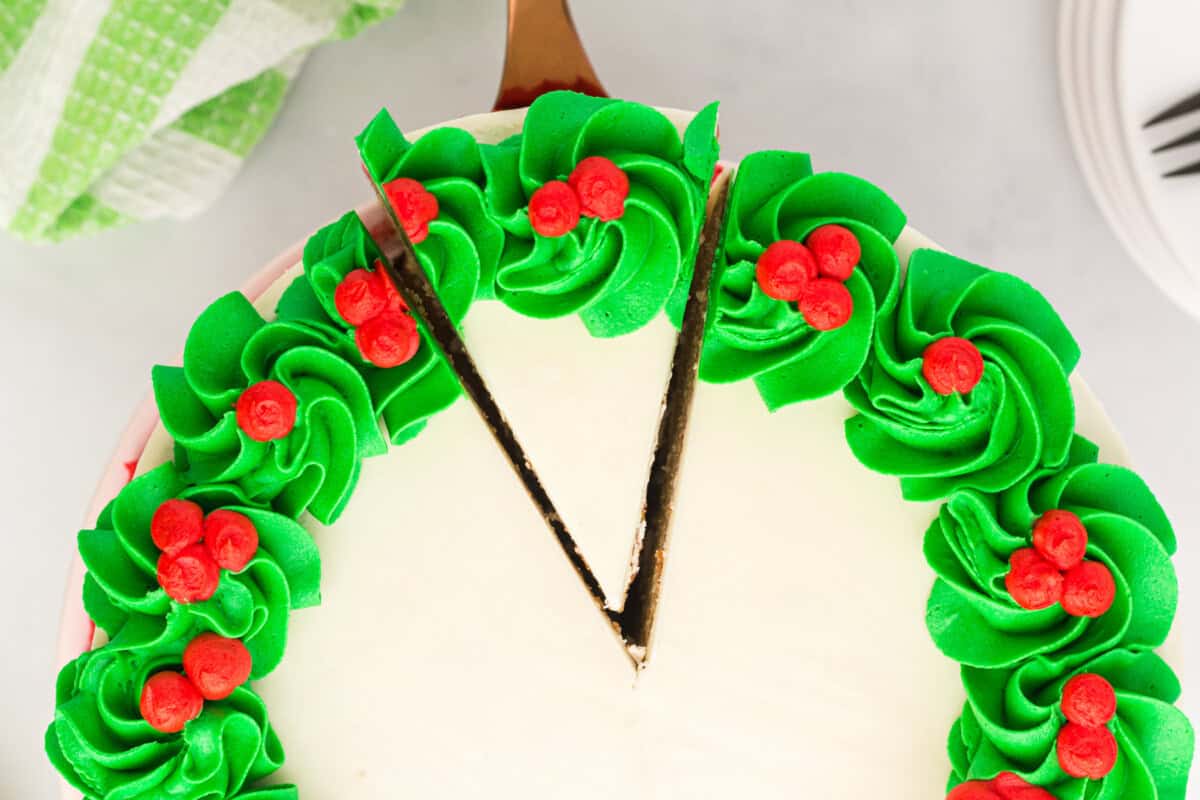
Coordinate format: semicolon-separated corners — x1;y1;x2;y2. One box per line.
235;381;297;442
528;180;581;237
140;671;204;733
382;177;438;244
1062;673;1117;728
922;336;985;395
806;224;862;281
947;773;1055;800
755;240;817;301
1061;560;1116;618
373;263;409;313
157;545;221;604
183;633;253;701
1057;721;1118;778
1032;509;1089;571
356;311;420;368
150;499;204;557
947;780;1003;800
203;509;259;572
711;164;724;185
568;156;629;221
334;269;388;326
798;278;854;331
1005;548;1064;611
989;772;1057;800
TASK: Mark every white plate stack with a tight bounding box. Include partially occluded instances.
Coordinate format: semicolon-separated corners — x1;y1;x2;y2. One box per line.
1059;0;1200;317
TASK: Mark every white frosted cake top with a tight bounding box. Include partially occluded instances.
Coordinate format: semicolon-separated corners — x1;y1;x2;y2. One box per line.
84;105;1177;800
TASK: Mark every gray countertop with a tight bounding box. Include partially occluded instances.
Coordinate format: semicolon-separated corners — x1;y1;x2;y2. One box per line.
3;1;1196;797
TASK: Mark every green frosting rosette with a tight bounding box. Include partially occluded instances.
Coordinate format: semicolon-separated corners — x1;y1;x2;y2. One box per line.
948;648;1193;800
152;292;386;523
479;91;719;336
280;209;470;446
923;437;1178;669
46;643;284;800
78;463;320;679
844;248;1080;501
700;150;906;407
356;108;504;307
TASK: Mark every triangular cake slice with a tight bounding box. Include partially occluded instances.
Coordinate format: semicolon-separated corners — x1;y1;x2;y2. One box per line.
356;97;724;659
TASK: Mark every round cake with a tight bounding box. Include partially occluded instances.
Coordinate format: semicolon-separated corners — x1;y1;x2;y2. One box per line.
49;93;1192;800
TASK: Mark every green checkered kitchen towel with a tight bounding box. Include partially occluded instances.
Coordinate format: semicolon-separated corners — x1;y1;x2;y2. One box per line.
0;0;403;242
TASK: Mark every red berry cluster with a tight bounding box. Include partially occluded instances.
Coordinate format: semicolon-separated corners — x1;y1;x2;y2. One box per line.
1004;509;1115;617
946;770;1055;799
922;336;984;395
334;263;420;368
381;177;439;244
528;156;630;238
236;380;297;443
139;633;253;733
754;224;861;331
1057;673;1119;778
151;499;260;604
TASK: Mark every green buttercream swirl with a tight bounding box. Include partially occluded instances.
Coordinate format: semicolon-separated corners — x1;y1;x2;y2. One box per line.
79;462;320;679
356;110;504;307
152;292;386;524
479;91;719;336
844;248;1080;501
46;642;284;800
282;208;470;446
948;648;1193;800
924;437;1177;669
701;150;906;407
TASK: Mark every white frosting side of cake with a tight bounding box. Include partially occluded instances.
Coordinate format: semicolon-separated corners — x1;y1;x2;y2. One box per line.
125;108;1159;800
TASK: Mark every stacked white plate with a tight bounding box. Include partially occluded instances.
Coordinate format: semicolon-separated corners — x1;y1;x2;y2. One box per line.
1058;0;1200;317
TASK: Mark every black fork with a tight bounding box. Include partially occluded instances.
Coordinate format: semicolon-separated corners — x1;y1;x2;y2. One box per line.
1145;89;1200;177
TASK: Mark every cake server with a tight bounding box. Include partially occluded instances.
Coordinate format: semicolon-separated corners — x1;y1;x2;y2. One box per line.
493;0;607;111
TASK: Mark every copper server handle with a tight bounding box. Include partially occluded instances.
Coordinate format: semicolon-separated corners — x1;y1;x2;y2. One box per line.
493;0;608;110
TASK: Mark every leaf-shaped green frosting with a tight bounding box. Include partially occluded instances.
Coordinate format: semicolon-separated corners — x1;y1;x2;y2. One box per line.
289;210;467;446
923;437;1177;669
480;91;719;337
152;292;386;523
701;150;906;407
355;112;501;311
844;248;1080;501
948;648;1193;800
46;642;284;800
79;463;320;679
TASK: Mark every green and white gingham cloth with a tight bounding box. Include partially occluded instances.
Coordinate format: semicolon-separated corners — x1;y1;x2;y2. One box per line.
0;0;403;242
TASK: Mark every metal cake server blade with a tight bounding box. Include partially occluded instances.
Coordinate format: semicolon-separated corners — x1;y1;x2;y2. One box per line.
493;0;607;111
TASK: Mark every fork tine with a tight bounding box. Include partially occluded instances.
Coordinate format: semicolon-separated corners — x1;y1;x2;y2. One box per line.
1163;158;1200;178
1152;126;1200;154
1145;89;1200;127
